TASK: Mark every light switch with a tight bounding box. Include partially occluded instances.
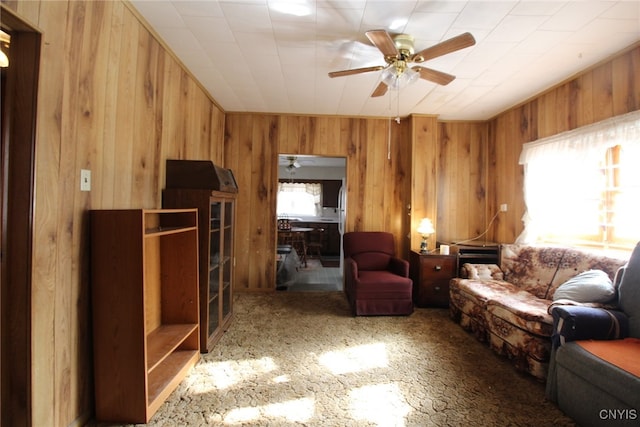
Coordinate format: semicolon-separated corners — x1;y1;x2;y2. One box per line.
81;169;91;192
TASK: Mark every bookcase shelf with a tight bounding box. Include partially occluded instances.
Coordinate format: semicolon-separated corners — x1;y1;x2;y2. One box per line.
90;209;200;423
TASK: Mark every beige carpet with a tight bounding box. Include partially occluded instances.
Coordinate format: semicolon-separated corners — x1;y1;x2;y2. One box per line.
113;292;576;426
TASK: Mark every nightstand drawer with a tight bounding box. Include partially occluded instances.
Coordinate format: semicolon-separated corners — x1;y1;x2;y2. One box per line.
419;282;450;307
418;258;457;281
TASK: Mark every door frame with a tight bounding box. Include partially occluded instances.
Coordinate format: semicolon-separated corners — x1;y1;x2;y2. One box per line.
1;6;41;426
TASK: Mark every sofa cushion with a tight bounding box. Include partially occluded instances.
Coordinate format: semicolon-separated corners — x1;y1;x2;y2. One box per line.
450;278;516;307
353;271;412;299
552;269;616;303
576;338;640;377
500;244;565;299
486;291;553;336
547;248;627;299
352;252;391;271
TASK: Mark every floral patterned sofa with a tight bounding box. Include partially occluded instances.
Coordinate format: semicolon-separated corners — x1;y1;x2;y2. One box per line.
449;244;627;381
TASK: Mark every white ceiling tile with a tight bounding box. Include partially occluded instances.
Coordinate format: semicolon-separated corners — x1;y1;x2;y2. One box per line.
156;28;202;54
413;0;467;14
405;13;459;40
316;6;366;38
360;1;419;32
268;0;317;22
540;1;614;32
183;16;235;44
173;1;224;17
601;0;640;19
486;15;550;43
131;1;185;28
317;0;366;10
454;2;515;30
509;1;566;17
220;2;273;32
235;32;279;56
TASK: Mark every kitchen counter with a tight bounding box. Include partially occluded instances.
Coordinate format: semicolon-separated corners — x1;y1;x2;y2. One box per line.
288;216;340;224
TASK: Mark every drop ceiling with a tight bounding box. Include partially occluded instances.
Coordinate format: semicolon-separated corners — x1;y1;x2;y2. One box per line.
131;0;640;121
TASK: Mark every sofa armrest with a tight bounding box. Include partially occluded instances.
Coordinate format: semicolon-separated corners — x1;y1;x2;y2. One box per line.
460;263;504;280
388;257;410;277
550;305;629;348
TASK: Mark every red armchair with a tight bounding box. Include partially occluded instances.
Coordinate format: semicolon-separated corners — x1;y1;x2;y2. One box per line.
343;231;413;316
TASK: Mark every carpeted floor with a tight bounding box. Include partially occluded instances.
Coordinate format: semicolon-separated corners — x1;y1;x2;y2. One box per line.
102;292;576;426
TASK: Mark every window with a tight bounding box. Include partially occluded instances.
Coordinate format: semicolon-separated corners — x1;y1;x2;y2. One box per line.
518;110;640;251
277;182;322;217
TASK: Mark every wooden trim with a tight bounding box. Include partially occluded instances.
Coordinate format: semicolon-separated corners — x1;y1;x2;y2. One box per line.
1;6;41;426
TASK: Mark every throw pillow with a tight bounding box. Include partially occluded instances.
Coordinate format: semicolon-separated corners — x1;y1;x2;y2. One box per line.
552;269;616;303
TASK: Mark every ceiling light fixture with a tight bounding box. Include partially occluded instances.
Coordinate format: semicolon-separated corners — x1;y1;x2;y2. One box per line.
380;62;418;91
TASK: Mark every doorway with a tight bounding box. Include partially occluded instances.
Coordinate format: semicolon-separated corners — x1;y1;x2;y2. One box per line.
1;8;41;426
276;155;346;292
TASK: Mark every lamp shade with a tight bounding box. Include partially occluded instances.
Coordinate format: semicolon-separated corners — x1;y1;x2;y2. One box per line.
417;218;435;235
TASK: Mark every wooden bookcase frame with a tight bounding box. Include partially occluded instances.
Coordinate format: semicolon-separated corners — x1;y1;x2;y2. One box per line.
90;209;200;423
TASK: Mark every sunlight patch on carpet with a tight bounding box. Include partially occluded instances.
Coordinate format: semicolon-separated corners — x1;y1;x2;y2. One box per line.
318;342;388;374
223;397;315;423
349;383;411;424
187;357;278;391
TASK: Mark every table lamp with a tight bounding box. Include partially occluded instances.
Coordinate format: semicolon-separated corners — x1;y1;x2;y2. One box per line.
417;218;435;254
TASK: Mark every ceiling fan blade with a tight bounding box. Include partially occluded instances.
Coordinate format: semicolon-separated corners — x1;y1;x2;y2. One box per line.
328;65;384;78
413;66;456;86
371;81;388;97
365;29;399;58
412;32;476;63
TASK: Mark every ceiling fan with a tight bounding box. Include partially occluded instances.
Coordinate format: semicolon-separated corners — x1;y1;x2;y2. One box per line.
285;156;301;173
328;30;476;97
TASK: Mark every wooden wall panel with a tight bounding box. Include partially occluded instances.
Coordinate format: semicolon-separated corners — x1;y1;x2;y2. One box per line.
5;1;226;425
410;115;438;252
225;114;411;291
436;121;488;245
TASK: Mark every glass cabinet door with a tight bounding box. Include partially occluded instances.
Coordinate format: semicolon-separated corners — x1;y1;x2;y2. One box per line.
221;200;234;321
208;201;222;337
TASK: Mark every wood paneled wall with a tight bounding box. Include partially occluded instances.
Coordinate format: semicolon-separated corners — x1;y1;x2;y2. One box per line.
489;45;640;243
224;114;413;291
4;1;225;425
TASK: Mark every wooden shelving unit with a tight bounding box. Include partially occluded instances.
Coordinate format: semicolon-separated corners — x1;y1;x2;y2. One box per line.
90;209;200;423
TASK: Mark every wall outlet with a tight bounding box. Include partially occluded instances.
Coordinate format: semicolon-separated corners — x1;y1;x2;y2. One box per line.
500;203;508;212
80;169;91;192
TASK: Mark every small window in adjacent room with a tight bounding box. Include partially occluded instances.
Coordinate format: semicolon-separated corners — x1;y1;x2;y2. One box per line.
277;182;322;217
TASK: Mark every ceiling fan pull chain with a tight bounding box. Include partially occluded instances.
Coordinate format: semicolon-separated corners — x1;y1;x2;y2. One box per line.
387;94;392;160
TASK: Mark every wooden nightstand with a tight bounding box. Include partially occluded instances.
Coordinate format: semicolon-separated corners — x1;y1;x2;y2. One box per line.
410;251;458;307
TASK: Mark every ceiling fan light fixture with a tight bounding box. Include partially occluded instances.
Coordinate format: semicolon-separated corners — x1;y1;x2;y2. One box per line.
381;65;418;90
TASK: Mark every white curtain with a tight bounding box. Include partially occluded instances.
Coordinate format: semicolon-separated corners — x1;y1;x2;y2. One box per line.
517;110;640;244
277;182;322;216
